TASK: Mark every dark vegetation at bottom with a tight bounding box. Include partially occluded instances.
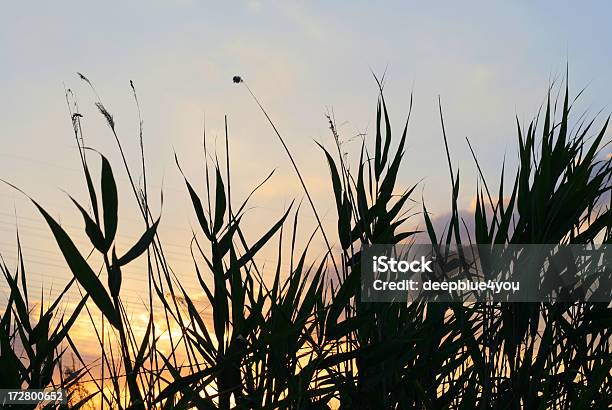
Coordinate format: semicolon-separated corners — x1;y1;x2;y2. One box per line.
0;74;610;409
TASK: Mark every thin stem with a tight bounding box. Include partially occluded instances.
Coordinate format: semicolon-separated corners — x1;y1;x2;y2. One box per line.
239;80;340;280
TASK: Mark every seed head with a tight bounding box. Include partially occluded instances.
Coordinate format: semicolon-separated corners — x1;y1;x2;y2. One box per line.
233;76;242;84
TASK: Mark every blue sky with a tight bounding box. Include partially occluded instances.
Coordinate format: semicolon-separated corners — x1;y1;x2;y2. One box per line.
1;1;612;310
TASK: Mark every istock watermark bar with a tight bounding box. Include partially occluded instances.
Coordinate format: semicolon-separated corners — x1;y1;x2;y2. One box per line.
361;244;612;303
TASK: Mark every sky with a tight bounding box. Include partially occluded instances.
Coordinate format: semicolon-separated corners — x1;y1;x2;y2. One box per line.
1;0;612;360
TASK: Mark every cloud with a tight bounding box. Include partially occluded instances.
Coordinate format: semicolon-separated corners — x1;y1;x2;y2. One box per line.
279;1;327;42
246;0;262;12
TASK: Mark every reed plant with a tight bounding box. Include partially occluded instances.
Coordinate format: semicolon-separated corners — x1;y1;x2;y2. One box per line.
0;74;609;409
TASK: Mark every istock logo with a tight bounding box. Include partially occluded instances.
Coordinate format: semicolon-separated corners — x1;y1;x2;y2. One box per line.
372;255;434;273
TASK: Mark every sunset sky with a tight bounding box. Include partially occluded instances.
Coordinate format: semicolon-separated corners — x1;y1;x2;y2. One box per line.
1;1;612;360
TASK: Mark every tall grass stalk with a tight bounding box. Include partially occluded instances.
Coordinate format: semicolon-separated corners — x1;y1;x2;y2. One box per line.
0;74;609;409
